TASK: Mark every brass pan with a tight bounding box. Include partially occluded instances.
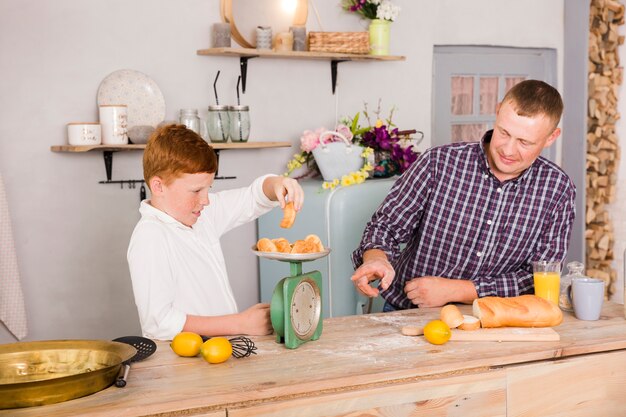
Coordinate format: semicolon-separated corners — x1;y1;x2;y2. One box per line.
0;339;136;409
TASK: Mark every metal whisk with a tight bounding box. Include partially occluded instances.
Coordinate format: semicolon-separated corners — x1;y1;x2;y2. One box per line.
228;336;257;358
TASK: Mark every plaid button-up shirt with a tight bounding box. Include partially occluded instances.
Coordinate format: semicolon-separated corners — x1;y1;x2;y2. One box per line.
352;131;576;310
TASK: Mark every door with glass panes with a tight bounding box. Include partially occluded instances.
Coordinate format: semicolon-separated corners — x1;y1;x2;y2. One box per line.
432;46;557;161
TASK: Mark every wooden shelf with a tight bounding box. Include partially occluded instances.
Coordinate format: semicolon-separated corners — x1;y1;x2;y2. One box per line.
50;141;291;153
51;141;291;182
197;47;406;62
197;47;405;94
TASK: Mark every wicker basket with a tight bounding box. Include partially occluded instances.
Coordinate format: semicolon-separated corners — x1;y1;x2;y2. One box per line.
308;32;370;54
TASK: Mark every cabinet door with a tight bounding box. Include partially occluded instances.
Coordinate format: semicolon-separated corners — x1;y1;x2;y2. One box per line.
432;45;557;161
507;350;626;417
226;370;506;417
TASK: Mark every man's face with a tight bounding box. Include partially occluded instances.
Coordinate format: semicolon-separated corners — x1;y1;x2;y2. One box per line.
487;100;561;182
156;172;215;227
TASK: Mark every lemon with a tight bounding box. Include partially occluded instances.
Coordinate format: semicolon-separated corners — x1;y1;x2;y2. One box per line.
170;332;203;357
200;337;233;364
423;319;451;345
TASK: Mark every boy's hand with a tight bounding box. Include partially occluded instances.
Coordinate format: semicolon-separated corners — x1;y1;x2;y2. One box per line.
238;303;273;335
263;176;304;211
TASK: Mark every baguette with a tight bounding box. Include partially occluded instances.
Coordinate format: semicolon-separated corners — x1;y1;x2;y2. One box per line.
472;295;563;328
458;315;481;330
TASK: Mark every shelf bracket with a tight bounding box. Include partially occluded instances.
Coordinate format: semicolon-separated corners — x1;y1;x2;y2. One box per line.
239;56;259;94
214;150;236;180
103;151;114;181
330;60;348;95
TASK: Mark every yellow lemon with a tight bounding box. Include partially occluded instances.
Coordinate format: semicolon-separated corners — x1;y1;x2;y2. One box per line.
170;332;203;357
423;319;451;345
200;337;233;364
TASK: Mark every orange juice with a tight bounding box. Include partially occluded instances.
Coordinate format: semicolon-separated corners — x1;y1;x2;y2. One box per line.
534;272;560;304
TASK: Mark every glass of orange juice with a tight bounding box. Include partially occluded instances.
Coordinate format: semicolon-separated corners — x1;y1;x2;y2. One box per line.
532;261;561;304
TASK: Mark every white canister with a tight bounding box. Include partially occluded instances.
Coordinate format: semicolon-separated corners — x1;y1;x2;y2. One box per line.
67;123;101;146
256;26;272;50
99;105;128;145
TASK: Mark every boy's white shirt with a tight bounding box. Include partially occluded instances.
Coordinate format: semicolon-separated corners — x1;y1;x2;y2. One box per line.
127;174;278;340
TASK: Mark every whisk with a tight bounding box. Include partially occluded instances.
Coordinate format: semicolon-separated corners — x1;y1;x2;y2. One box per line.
201;335;257;358
229;336;257;358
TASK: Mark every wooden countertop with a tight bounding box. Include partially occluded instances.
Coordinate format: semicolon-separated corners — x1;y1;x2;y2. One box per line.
4;303;626;417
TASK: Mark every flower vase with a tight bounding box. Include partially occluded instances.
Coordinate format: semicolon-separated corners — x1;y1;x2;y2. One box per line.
369;19;391;56
369;150;398;178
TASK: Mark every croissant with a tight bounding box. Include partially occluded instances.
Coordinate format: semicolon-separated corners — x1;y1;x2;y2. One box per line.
305;234;324;252
279;202;296;228
272;238;292;253
290;239;318;254
256;238;277;252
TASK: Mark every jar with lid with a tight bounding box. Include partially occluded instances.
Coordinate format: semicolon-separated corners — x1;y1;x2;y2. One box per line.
179;109;201;134
207;105;230;143
228;105;250;142
560;261;585;311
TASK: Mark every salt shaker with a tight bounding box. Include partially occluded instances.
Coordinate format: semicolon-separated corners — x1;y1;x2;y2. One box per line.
208;105;230;143
228;105;250;142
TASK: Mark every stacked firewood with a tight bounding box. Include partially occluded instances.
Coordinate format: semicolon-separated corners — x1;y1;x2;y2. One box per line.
587;0;624;298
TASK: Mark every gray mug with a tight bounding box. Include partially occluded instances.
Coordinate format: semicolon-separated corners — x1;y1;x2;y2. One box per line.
568;277;605;321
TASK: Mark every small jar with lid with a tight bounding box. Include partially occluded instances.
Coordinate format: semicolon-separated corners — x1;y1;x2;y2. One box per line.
207;105;230;143
228;105;250;142
560;261;585;311
179;109;201;134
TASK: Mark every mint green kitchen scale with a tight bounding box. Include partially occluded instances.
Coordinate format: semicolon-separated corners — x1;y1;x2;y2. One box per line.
253;247;330;349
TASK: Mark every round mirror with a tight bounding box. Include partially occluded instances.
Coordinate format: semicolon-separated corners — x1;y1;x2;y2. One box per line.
221;0;308;48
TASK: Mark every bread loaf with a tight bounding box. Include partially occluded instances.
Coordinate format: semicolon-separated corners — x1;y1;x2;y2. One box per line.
472;295;563;328
440;304;464;328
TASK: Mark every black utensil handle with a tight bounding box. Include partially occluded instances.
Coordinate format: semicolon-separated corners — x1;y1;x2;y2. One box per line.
115;364;130;387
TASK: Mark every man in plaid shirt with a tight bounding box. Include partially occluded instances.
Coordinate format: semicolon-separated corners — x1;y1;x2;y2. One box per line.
351;80;576;311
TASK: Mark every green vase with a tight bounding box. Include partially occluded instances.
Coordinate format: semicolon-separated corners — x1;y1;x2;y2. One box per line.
369;19;391;56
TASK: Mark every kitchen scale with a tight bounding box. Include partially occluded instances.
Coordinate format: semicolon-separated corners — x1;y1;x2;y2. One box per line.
252;247;330;349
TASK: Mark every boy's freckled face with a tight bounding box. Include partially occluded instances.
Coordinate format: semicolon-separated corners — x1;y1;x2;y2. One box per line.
160;172;215;227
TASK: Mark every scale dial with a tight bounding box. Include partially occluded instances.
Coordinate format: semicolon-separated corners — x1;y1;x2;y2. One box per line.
290;278;321;340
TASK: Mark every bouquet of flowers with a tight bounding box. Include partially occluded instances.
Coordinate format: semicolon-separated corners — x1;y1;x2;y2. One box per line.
285;102;420;190
342;0;401;22
343;101;421;178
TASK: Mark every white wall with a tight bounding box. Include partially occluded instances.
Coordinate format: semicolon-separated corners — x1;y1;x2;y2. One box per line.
0;0;564;343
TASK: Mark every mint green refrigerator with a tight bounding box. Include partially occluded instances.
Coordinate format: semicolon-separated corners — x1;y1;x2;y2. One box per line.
258;177;397;318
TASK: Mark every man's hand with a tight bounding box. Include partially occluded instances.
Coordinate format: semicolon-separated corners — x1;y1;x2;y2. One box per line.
404;276;477;307
238;303;273;335
351;251;395;297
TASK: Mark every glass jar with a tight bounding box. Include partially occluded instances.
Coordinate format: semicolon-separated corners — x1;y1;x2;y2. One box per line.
560;261;585;312
228;105;250;142
179;109;201;134
207;105;230;143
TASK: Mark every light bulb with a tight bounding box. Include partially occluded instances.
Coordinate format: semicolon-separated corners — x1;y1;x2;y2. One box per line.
281;0;297;14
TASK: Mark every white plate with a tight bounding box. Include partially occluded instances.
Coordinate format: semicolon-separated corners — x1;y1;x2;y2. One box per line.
96;69;166;129
252;246;331;262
